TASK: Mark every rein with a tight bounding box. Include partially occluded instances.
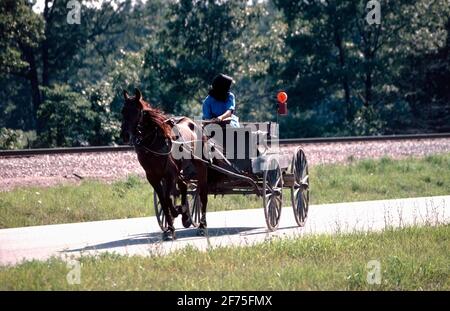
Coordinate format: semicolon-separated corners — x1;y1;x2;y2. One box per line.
131;109;261;194
133;111;205;156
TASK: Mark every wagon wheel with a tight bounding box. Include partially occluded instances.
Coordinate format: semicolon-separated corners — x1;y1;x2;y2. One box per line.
153;179;181;231
153;179;172;232
263;157;283;231
153;187;168;231
188;190;201;228
291;147;309;227
154;182;201;230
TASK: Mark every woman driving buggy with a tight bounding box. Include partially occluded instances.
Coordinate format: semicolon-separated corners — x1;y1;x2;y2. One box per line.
202;74;240;128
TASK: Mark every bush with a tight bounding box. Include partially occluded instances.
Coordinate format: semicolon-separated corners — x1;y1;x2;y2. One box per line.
351;106;386;136
0;128;35;150
36;84;120;148
86;82;121;146
37;84;95;147
279;99;348;138
380;100;415;134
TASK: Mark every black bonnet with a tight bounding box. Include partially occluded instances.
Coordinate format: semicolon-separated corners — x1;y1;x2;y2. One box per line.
209;73;234;102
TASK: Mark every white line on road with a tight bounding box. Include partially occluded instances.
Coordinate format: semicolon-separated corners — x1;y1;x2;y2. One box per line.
0;196;448;266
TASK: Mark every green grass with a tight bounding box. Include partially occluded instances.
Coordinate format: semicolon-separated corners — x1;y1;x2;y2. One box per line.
0;225;448;290
314;154;450;203
1;154;449;228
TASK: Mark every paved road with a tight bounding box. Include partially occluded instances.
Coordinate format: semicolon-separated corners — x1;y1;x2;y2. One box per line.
0;196;448;266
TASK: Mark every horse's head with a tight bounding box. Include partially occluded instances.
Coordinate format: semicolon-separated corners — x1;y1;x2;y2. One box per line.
121;88;145;144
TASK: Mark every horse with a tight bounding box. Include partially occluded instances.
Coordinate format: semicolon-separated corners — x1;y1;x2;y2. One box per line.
120;88;210;240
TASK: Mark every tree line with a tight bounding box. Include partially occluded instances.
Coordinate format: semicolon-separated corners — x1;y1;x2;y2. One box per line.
0;0;449;149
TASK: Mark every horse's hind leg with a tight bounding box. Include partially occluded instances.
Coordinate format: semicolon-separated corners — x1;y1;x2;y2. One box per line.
178;180;192;228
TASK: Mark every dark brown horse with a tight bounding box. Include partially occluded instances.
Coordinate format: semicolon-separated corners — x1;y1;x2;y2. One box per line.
120;88;209;239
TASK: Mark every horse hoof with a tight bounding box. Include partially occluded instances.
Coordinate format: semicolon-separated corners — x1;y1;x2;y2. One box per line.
162;231;176;241
182;213;192;228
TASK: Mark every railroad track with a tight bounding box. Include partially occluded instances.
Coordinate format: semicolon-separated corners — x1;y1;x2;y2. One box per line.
1;132;449;157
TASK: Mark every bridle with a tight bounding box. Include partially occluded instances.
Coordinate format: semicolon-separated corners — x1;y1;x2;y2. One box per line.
131;109;173;156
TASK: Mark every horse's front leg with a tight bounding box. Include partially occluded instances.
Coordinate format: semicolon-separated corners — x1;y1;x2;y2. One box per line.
165;177;182;219
163;176;189;239
151;178;176;240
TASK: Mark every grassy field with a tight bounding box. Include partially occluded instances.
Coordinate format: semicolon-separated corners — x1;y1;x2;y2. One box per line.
1;154;449;228
0;225;448;290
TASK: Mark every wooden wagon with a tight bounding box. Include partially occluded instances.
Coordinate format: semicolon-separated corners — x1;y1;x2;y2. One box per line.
153;121;310;232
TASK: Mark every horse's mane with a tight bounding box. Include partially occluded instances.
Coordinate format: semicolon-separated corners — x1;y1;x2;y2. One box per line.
140;100;172;138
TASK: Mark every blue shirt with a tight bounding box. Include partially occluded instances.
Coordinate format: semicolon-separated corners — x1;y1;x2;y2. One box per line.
202;92;239;127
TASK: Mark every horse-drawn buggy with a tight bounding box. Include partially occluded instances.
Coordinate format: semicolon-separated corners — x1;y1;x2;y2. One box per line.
121;88;309;239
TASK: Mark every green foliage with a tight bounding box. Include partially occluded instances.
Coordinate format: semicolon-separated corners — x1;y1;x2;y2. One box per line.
143;0;251;114
85;82;121;146
0;128;35;150
36;84;120;147
37;84;94;147
0;0;449;146
273;0;450;136
0;0;44;75
352;106;386;136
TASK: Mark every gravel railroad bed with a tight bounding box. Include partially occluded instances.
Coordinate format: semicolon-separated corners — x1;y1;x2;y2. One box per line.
1;138;449;191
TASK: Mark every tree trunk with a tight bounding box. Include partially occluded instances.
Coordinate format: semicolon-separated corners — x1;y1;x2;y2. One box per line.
21;45;42;132
41;0;51;87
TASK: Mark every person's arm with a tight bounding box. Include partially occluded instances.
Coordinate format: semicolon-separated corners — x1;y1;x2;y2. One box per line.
217;109;232;121
217;93;235;121
202;97;212;120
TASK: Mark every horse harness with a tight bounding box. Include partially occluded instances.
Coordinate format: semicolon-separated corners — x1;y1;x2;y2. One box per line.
132;111;262;194
133;113;200;179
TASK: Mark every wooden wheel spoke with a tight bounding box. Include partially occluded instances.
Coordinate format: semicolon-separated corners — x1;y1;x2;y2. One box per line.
275;196;282;207
296;192;302;208
304;193;309;211
301;175;309;186
270;194;281;223
291;148;309;227
270;200;279;225
154;191;168;231
263;157;282;231
268;201;274;225
188;192;201;228
275;175;282;186
272;208;277;225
